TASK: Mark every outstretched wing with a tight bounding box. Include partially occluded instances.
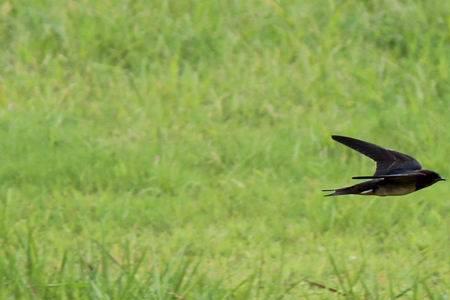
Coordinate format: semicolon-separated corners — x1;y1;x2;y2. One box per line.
352;174;421;179
332;135;422;176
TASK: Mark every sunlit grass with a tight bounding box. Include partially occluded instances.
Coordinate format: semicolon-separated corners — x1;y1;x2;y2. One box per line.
0;0;449;298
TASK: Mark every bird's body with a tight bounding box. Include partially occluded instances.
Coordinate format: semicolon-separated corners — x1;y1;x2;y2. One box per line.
323;135;444;197
371;180;415;196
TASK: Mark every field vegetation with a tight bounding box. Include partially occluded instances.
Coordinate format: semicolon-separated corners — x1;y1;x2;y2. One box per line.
1;0;449;298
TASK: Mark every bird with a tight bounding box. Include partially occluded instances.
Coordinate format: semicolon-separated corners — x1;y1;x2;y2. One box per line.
322;135;445;196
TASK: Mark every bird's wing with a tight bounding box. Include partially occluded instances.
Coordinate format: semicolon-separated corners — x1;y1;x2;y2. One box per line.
332;135;422;176
352;173;423;179
352;173;426;184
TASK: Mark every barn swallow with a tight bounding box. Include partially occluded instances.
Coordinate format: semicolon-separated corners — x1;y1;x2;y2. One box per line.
323;135;445;196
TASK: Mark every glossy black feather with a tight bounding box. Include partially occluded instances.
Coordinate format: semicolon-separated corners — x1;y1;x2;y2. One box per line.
331;135;422;176
352;173;423;179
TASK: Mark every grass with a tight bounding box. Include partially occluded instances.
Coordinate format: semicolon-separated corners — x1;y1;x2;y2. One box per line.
1;0;450;298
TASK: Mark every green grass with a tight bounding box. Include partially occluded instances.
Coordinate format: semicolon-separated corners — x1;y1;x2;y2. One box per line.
1;0;450;298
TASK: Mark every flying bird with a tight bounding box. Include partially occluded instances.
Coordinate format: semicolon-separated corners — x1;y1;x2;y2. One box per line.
323;135;445;196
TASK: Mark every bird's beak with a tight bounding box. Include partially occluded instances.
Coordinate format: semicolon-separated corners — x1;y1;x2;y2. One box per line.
439;178;446;181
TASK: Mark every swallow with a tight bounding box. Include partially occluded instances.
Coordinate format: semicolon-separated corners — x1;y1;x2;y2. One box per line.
323;135;445;196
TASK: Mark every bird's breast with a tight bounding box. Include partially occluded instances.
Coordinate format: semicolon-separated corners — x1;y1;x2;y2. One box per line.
375;183;416;196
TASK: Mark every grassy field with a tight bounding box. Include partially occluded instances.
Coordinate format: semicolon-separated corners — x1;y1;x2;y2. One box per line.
1;0;450;298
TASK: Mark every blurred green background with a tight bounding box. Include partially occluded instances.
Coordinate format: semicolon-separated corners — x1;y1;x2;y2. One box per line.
1;0;449;298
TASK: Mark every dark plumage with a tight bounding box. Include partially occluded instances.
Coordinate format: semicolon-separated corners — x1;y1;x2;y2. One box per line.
323;135;445;197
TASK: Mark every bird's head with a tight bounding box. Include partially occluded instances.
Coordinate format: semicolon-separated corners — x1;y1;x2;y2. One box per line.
423;170;445;183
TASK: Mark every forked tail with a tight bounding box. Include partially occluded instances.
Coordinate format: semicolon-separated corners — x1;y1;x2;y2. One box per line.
322;180;378;197
321;188;352;197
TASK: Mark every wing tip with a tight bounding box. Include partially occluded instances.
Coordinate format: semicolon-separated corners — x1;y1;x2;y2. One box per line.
331;135;353;143
352;175;379;179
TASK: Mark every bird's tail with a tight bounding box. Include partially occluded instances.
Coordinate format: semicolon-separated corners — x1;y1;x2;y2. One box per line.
321;188;352;197
322;180;377;197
